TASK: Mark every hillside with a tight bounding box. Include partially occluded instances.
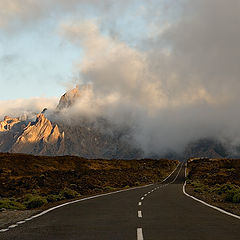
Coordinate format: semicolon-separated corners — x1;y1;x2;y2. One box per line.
0;153;178;211
186;158;240;216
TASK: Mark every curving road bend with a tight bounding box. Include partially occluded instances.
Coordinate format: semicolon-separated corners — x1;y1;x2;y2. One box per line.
1;163;240;240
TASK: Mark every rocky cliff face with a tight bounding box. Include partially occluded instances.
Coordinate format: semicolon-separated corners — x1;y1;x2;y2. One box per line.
0;114;64;156
0;116;20;132
56;86;81;110
0;87;141;159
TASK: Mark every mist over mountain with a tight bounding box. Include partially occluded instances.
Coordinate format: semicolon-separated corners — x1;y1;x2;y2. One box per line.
0;87;143;159
0;86;237;160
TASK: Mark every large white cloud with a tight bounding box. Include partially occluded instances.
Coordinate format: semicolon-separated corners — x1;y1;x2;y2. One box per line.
59;18;238;155
0;97;58;120
2;0;240;156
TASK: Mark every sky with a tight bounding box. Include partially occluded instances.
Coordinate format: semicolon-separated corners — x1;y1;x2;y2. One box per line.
1;0;240;156
0;0;168;100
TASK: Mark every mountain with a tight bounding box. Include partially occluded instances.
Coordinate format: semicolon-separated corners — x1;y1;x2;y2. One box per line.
183;138;228;159
0;87;234;160
57;86;81;110
0;113;64;155
0;88;142;159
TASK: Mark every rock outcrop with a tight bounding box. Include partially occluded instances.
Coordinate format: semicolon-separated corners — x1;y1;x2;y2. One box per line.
0;113;64;156
56;86;81;110
0;116;20;132
11;114;64;155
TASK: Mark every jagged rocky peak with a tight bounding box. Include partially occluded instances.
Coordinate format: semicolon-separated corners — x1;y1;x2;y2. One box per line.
15;113;63;144
0;116;20;132
57;86;81;110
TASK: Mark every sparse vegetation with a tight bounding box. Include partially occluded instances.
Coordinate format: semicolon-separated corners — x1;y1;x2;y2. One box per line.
0;198;25;210
186;158;240;215
59;188;80;199
25;195;48;209
0;153;178;210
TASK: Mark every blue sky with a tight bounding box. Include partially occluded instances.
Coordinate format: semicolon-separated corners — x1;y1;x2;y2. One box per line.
0;0;169;100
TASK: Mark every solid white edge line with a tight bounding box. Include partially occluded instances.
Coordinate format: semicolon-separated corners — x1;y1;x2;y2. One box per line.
137;228;144;240
170;162;183;184
16;221;25;224
0;183;154;233
160;162;180;184
8;225;17;229
141;162;181;201
138;211;142;218
0;161;181;233
183;162;240;220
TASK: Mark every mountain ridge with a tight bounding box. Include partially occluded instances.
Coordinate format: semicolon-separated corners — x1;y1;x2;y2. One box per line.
0;87;234;159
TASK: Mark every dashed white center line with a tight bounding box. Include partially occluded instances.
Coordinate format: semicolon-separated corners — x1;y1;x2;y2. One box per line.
137;228;144;240
141;197;144;200
138;211;142;218
138;202;142;206
144;194;147;197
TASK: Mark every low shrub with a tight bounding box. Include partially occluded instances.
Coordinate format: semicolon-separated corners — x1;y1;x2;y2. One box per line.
216;184;236;195
0;198;25;210
194;187;203;193
225;188;240;203
25;195;47;209
104;186;117;191
60;188;80;199
46;194;62;203
233;192;240;203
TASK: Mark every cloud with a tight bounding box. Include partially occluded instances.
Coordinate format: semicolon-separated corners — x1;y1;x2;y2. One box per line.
58;1;240;156
0;0;136;32
0;97;58;120
2;0;240;157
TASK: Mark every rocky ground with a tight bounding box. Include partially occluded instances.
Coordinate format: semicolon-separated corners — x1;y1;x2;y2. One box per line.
186;158;240;216
0;153;178;228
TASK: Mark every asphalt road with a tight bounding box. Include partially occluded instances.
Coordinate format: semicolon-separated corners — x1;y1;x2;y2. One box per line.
1;163;240;240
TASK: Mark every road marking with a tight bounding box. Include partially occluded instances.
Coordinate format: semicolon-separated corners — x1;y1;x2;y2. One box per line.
138;211;142;218
160;162;180;183
16;221;26;224
0;163;182;234
144;194;147;197
141;197;144;200
137;228;144;240
0;182;156;233
8;225;17;229
170;162;183;184
138;202;142;206
183;163;240;220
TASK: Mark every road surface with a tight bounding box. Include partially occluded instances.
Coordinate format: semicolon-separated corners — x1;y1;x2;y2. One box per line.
1;163;239;240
